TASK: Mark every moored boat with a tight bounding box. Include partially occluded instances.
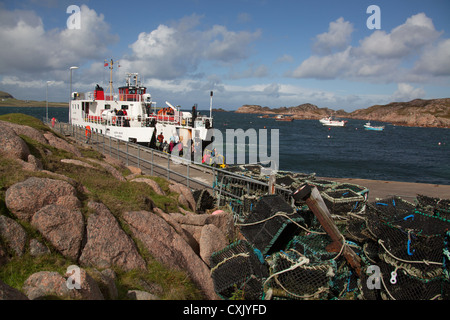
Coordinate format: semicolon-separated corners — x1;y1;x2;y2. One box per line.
364;122;385;131
274;115;294;122
319;116;347;127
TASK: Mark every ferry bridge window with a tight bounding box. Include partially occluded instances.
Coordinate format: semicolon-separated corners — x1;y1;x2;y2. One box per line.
105;104;111;110
121;105;128;110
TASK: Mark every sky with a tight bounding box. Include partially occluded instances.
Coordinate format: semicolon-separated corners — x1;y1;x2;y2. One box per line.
0;0;449;111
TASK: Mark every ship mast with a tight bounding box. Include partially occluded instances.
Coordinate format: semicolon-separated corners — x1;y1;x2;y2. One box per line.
105;59;115;96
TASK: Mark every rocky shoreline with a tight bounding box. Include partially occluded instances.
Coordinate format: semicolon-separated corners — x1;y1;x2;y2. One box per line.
1;114;449;301
235;98;450;128
0;115;237;300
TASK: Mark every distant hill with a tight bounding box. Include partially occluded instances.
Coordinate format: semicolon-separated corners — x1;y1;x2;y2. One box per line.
0;91;15;99
235;98;450;128
0;90;67;107
348;98;450;128
235;103;346;119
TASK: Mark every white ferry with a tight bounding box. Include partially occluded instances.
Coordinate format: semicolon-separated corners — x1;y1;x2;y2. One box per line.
69;62;214;151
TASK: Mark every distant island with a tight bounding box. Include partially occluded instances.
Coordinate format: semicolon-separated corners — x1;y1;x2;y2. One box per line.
2;90;449;128
0;91;67;108
235;98;450;128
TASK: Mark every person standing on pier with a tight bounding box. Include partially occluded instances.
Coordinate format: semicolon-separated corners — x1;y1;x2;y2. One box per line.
85;126;92;144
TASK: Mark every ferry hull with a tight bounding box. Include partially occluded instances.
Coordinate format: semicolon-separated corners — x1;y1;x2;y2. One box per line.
74;118;211;146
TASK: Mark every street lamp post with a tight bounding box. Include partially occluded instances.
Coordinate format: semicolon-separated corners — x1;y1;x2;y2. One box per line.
46;81;52;123
69;66;79;124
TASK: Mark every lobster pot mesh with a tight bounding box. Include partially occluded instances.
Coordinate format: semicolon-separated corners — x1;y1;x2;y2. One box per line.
322;189;365;216
366;205;450;278
378;258;443;300
371;196;416;219
275;175;299;190
210;240;269;300
193;189;215;213
330;182;369;201
267;250;336;300
416;194;450;220
331;260;361;300
240;275;266;300
291;172;316;181
286;233;338;262
274;172;314;190
240;195;259;221
445;231;450;281
362;241;381;265
345;213;374;243
240;195;304;255
285;233;362;299
215;169;293;222
306;179;338;191
441;231;450;300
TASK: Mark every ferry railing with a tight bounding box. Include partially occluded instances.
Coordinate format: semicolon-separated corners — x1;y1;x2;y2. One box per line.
119;94;141;102
82;113;213;129
47;121;289;210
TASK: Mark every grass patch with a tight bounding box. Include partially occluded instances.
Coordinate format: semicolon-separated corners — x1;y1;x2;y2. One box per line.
58;163;180;216
0;254;72;291
0;157;27;193
0;113;50;132
115;259;203;300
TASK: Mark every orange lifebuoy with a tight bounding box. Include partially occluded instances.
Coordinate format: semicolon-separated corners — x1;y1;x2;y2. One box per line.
112;116;116;125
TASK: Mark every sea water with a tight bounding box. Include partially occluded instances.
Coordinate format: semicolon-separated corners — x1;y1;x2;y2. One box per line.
1;107;449;185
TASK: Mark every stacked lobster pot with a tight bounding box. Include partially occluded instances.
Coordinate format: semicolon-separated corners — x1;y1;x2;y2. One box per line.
210;165;450;300
210;240;269;300
351;196;450;300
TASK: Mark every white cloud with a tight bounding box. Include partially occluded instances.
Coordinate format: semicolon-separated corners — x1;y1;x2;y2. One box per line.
313;17;354;54
0;76;64;89
122;15;261;80
290;13;448;83
290;47;352;79
413;39;450;76
263;83;281;98
204;25;261;62
275;54;294;64
228;64;268;79
0;5;118;76
391;83;425;102
357;13;441;59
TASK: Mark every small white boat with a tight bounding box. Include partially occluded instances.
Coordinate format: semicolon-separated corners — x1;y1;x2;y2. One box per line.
319;116;347;127
274;115;294;122
364;122;385;131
